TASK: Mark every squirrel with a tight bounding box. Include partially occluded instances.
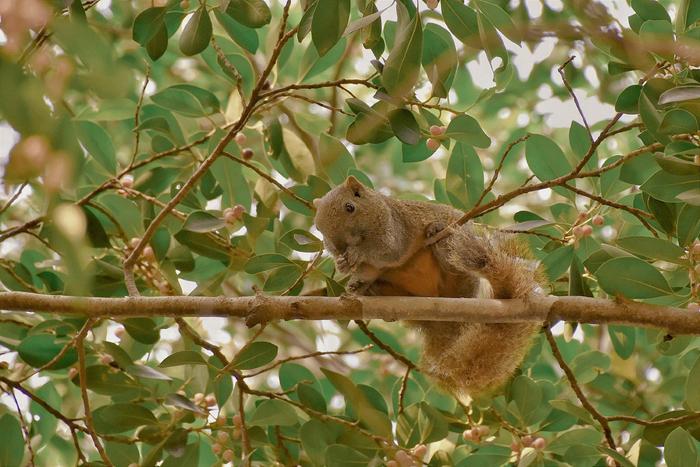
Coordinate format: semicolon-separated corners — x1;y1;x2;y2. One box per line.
312;176;542;398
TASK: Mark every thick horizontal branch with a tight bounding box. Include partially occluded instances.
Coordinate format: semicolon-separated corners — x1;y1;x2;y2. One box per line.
1;292;699;334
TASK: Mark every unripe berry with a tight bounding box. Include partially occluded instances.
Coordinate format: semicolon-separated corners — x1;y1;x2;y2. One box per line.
592;214;604;226
129;238;141;249
242;148;254;160
605;456;616;467
521;435;533;447
532;437;546;450
426;138;440;152
217;431;229;443
114;326;125;338
576;212;588;223
214;415;226;427
142;245;155;260
120;175;134;188
386;461;399;467
581;225;593;237
235;133;247;145
510;441;521;452
222;449;234;462
394;450;412;467
412;444;427;458
180;0;189;9
194;392;205;404
477;425;489;437
616;447;625;455
232;414;242;427
429;125;445;136
212;443;223;454
68;367;78;379
426;0;439;9
205;394;217;407
462;429;475;441
117;189;129;197
573;226;584;238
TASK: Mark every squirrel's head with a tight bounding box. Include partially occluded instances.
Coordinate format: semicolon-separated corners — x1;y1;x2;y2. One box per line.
312;176;388;257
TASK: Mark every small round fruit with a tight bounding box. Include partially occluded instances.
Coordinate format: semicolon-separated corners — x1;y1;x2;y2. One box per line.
429;124;445;136
232;414;242;427
477;425;489;437
205;394;217;407
114;326;125;338
222;449;234;462
212;443;222;454
426;0;439;9
232;428;241;440
521;435;533;447
692;241;700;257
462;429;474;441
532;437;546;450
117;189;128;197
386;461;399;467
592;214;604;226
120;175;134;188
605;456;616;467
235;133;247;145
68;367;78;379
216;431;229;443
412;444;427;458
180;0;189;8
576;212;588;223
581;225;593;237
572;226;584;238
470;427;481;441
129;237;141;249
232;204;246;218
143;246;155;260
394;450;411;467
616;447;625;455
194;392;205;404
426;138;440;152
242;147;254;160
510;441;521;453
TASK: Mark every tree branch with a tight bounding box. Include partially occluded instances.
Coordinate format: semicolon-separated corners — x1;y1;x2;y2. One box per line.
1;292;699;334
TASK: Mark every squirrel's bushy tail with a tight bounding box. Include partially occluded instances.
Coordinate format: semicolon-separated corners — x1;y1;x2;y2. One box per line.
420;228;542;398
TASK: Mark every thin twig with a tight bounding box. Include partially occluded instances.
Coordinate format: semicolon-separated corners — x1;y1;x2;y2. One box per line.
354;320;416;369
475;134;531;208
7;387;36;466
128;64;151;168
0;182;28;216
544;327;616;450
243;345;373;378
558;56;593;142
607;412;700;427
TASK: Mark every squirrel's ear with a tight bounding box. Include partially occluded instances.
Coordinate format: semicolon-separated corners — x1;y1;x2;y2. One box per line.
345;176;364;192
312;198;321;209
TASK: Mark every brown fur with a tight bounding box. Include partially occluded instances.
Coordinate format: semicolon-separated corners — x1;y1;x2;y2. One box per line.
313;177;541;398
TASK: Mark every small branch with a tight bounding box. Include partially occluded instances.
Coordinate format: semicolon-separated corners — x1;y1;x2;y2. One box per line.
544;327;616;449
354;320;416;369
2;292;700;334
558;57;593;142
475;134;531;208
221;152;314;210
398;366;411;415
75;318;112;466
243;344;373;378
128;65;151;168
7;387;35;466
0;182;28;216
607;412;700;427
237;383;252;465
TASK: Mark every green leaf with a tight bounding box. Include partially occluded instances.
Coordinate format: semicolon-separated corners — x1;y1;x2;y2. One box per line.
179;7;212;56
639;91;670;144
664;427;699;467
279;229;323;253
445;143;484;210
444;114;491;148
510;375;542;426
92;403;158;434
182;211;226;233
616;236;685;264
608;325;636;359
389;109;420;145
542;245;574;282
548;427;603;454
263;264;303;292
74;120;117;173
421;23;457;98
174;230;231;262
319;133;356;184
686;354;700;411
442;0;480;49
595;256;672;299
18;333;77;369
615;84;642;113
571;350;611;384
226;0;271;28
525;134;572;181
213;9;258;53
632;0;671;22
659;109;699;135
123;317;160;344
164;393;206;415
248;400;298;426
76;365;140;396
133;7;167;45
382;3;422;98
477;0;521;43
245;254;293;274
677;204;700;246
324;445;371;467
396;402;449;447
231;342;278;370
640;170;700;202
0;414;24;467
311;0;350;57
159;350;207;367
659;85;700;105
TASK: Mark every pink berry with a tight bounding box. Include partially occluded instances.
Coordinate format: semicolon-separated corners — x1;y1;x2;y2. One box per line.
129;237;141;249
477;425;489;436
143;245;155;260
532;437;546;450
205;394;217;407
212;443;222;454
429;124;445;136
581;225;593;236
426;138;440;152
232;204;245;218
232;414;242;427
573;226;584;238
576;212;588;223
462;429;474;441
426;0;439;9
216;431;229;443
235;133;247;145
117;189;128;197
521;435;533;447
120;175;134;188
412;444;427;458
194;393;204;404
616;447;625;455
510;441;521;452
386;461;399;467
605;456;616;467
592;215;604;226
242;148;254;160
222;449;234;462
114;326;125;338
99;354;113;365
68;367;78;379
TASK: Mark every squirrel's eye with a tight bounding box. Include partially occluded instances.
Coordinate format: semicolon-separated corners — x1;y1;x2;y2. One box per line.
353;190;360;198
344;203;355;213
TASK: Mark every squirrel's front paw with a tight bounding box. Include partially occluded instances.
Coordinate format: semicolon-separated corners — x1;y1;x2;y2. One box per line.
425;221;447;239
346;279;369;295
336;254;352;274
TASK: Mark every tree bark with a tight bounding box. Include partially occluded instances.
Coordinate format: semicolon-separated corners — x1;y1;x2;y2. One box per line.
1;292;699;334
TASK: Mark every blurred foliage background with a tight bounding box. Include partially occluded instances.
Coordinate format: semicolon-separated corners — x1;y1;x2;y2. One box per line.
0;0;699;465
